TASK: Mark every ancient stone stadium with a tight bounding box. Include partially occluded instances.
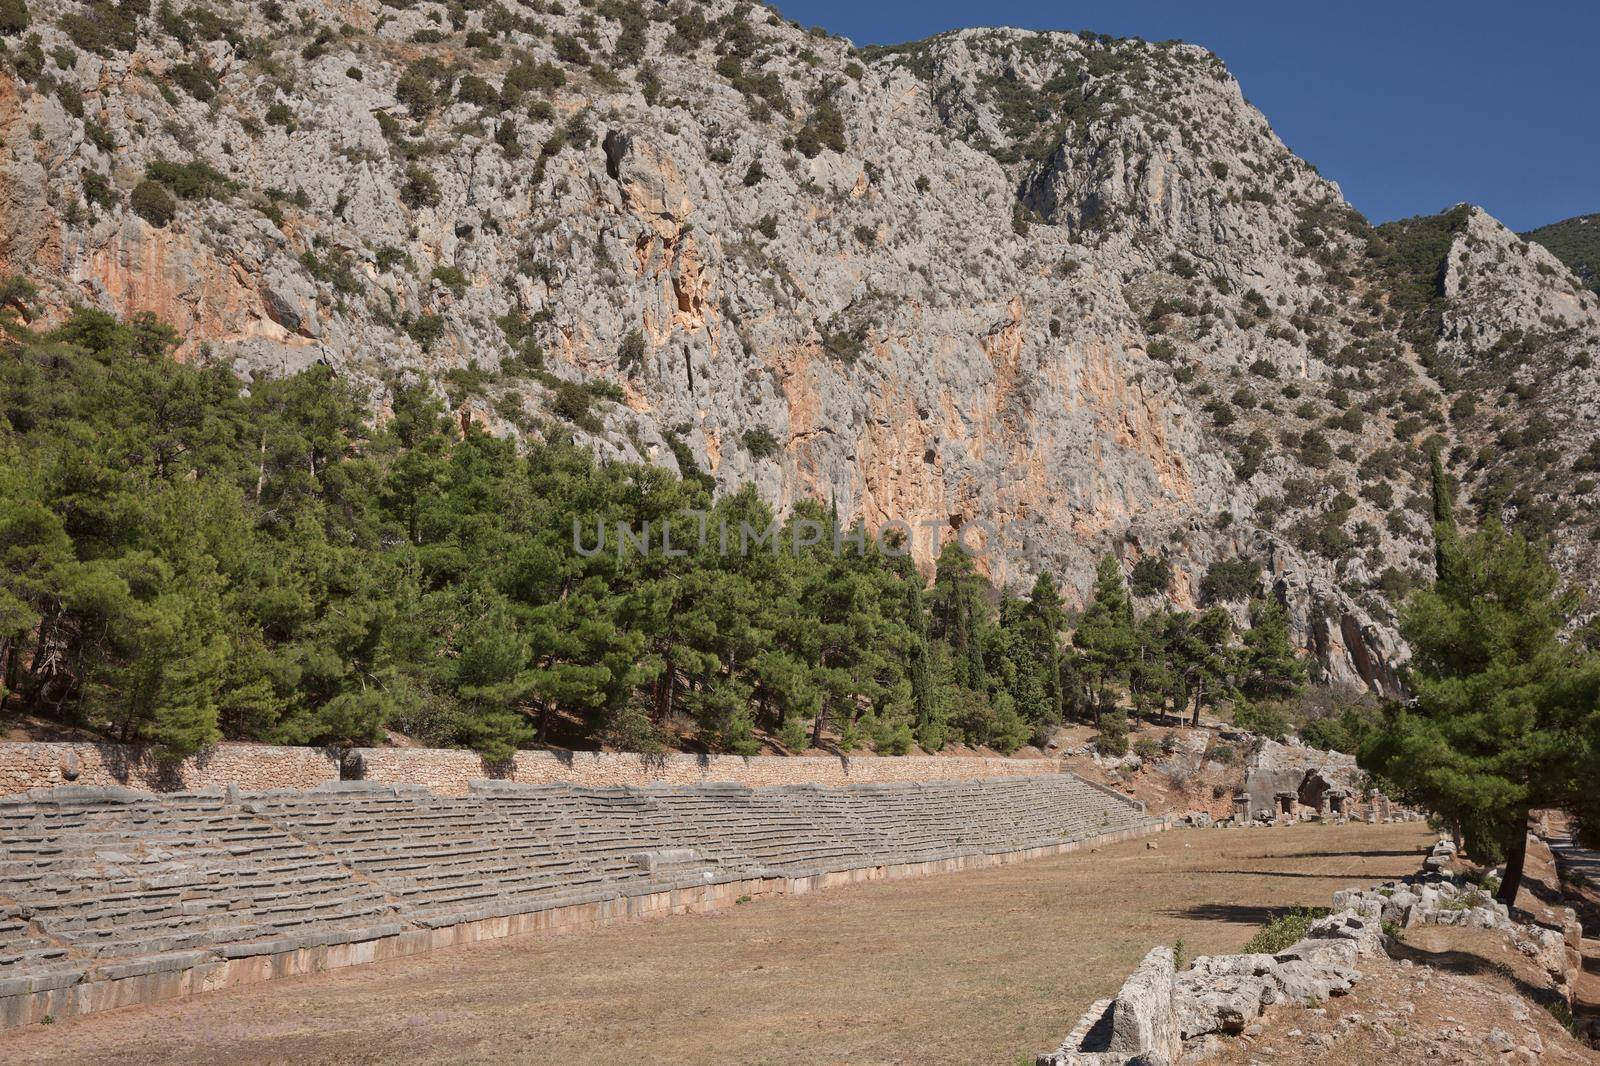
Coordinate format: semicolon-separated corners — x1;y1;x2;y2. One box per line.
3;0;1600;1059
0;774;1157;1028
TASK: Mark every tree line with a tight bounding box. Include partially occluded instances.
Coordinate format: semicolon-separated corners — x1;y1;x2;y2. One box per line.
0;290;1317;761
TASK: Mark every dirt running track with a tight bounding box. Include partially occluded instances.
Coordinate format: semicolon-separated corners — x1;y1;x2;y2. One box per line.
0;822;1433;1065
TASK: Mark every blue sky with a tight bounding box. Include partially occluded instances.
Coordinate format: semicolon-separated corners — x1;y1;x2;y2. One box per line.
775;0;1597;232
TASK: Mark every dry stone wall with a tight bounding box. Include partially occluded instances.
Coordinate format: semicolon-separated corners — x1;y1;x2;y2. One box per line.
0;742;339;796
1038;834;1584;1064
0;742;1060;797
350;748;1063;795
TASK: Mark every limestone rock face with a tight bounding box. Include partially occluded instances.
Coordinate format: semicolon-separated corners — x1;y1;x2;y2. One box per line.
4;0;1598;683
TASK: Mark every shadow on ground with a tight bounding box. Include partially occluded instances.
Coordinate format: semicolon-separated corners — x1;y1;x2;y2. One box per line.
1274;849;1424;860
1167;903;1306;926
1388;938;1561;1010
1190;869;1395;881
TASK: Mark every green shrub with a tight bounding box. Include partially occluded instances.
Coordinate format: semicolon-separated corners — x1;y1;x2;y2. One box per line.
442;361;493;405
494;120;521;157
1242;908;1330;953
778;714;810;751
405;313;445;350
1200;558;1260;603
59;2;138;55
80;169;114;209
265;102;295;129
1299;716;1351;754
1096;708;1129;756
375;246;412;273
1298;429;1333;468
55;81;83;118
171;61;219;102
82;119;114;153
821;320;867;364
1132;735;1164;761
395;57;445;116
400;165;441;209
1233;701;1290;742
742;425;779;459
874;721;913;755
552;32;590;66
129;180;177;226
1130;555;1172;597
616;328;645;372
457;74;498;108
0;0;29;35
431;265;467;295
300;248;362;296
144;158;231;200
501;59;564;104
795;99;846;157
550;379;599;430
1544;999;1579;1037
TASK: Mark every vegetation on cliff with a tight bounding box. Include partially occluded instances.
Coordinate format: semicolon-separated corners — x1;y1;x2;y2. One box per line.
1524;213;1600;295
1;296;1313;760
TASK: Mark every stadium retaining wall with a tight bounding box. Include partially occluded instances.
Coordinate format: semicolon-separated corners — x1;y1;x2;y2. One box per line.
0;742;1065;796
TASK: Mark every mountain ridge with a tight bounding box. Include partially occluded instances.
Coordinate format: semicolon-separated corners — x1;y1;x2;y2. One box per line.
1523;212;1600;295
2;0;1598;696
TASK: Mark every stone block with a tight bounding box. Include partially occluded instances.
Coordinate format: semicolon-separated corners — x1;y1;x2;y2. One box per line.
1108;946;1179;1059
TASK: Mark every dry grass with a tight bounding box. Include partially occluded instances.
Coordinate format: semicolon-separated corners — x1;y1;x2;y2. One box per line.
0;822;1434;1066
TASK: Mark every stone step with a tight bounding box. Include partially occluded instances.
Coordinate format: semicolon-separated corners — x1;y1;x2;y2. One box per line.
0;775;1152;983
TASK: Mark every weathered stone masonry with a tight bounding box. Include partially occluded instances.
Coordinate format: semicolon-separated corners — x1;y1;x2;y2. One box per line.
0;741;1065;797
0;742;340;796
349;747;1066;794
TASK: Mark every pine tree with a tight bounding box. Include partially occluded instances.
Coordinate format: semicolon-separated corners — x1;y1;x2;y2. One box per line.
1237;597;1305;704
1362;520;1586;904
1021;572;1066;728
931;540;987;690
1072;555;1136;720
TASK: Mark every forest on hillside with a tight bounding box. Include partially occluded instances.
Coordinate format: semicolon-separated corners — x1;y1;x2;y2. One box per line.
0;287;1326;760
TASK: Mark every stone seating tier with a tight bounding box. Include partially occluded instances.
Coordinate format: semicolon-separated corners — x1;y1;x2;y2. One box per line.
0;776;1153;1003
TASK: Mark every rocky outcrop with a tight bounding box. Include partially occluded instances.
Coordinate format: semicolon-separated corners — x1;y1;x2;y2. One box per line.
1240;738;1360;821
1039;837;1583;1065
1039;905;1381;1064
1334;837;1583;1005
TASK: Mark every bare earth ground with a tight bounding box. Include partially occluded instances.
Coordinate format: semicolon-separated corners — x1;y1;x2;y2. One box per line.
0;822;1431;1066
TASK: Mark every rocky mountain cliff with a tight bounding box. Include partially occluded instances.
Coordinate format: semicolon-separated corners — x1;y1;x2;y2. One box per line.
3;0;1598;690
